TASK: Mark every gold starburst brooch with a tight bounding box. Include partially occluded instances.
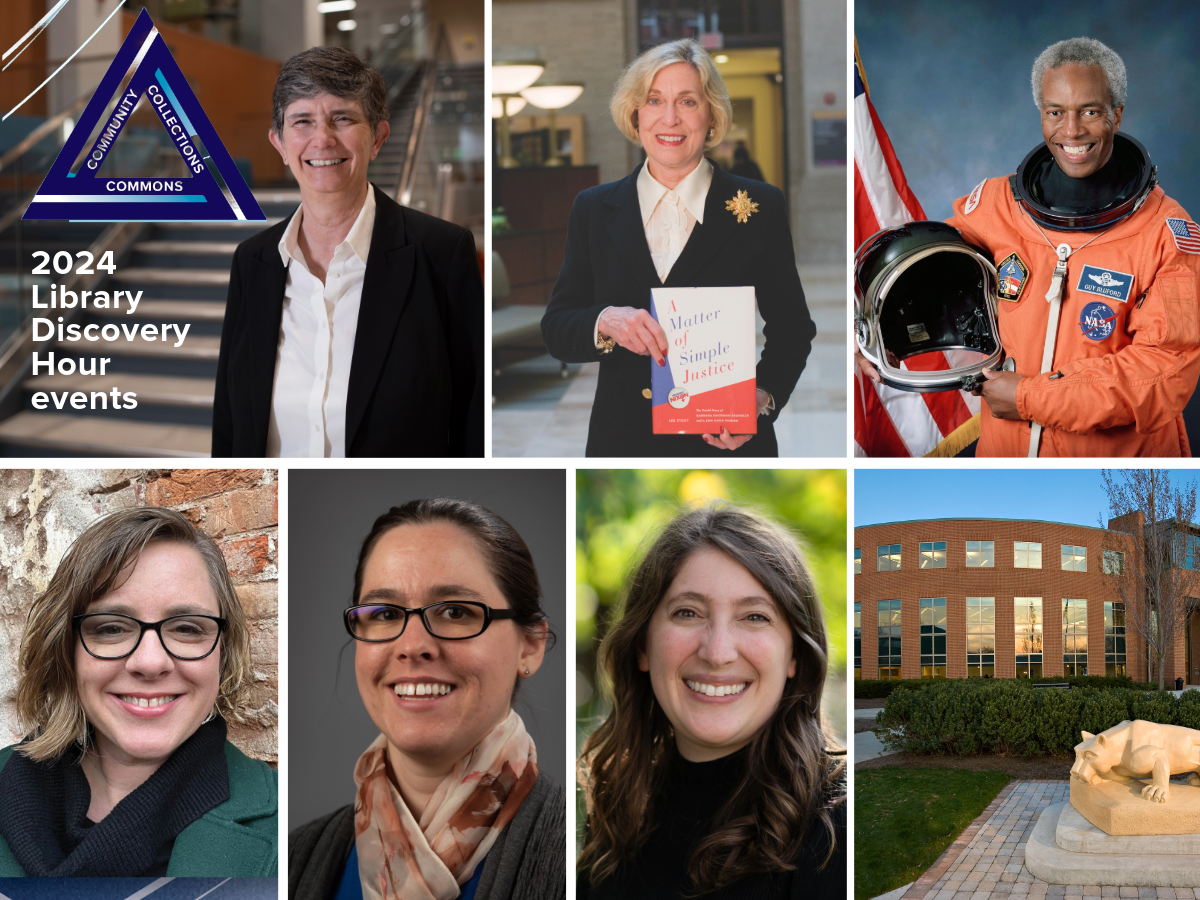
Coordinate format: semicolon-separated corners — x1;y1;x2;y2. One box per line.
725;190;759;224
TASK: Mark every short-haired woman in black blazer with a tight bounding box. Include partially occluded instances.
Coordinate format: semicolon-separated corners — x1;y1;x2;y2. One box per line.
540;38;816;458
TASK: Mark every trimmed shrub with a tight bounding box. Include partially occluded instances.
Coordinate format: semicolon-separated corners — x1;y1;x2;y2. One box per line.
855;674;1149;699
874;679;1190;757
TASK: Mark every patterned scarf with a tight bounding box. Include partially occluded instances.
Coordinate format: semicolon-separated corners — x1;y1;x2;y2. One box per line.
352;709;539;900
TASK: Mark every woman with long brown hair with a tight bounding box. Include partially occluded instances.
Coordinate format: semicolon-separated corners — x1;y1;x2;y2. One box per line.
578;505;845;899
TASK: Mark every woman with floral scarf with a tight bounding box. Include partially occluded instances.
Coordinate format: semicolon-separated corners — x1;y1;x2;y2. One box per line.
289;499;565;900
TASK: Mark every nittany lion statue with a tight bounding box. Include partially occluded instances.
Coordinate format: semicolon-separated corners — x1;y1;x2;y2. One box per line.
1071;719;1200;803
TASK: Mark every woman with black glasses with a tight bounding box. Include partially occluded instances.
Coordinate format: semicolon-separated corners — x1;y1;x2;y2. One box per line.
0;507;277;877
289;498;565;900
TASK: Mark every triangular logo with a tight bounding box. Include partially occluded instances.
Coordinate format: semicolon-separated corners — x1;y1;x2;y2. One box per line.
25;9;264;222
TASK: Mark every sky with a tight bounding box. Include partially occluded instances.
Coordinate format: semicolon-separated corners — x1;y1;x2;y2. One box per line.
855;470;1200;529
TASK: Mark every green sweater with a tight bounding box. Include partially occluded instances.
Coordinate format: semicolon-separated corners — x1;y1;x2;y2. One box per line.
0;741;278;877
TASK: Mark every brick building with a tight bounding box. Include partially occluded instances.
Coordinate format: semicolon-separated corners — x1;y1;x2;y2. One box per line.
853;517;1200;686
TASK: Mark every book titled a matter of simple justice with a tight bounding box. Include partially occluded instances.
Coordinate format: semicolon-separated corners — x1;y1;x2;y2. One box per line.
649;286;757;435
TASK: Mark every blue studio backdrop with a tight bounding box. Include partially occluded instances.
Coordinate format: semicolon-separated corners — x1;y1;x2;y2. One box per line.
855;0;1200;223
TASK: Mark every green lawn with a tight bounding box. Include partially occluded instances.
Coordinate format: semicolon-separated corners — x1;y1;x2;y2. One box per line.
855;768;1010;900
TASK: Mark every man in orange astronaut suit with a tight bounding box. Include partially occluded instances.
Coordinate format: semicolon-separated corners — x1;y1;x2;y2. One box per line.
952;37;1200;457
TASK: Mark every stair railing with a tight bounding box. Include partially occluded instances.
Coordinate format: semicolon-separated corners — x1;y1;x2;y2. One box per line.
396;24;450;206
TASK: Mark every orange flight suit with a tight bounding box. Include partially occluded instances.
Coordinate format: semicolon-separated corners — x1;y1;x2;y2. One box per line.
948;178;1200;456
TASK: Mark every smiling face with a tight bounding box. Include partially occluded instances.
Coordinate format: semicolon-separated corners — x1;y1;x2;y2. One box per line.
74;542;222;769
638;547;796;762
1040;64;1123;178
637;62;712;187
268;92;389;200
354;522;545;771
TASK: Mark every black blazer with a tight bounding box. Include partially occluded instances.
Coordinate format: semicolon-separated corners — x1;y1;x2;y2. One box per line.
540;163;815;457
213;184;484;457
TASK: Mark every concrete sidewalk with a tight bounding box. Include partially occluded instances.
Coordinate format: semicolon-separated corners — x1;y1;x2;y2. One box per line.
894;781;1200;900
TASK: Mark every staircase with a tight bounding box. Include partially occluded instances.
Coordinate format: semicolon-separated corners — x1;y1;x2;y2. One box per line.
0;194;297;456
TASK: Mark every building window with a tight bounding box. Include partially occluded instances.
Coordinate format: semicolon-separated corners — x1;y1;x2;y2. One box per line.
1015;597;1043;678
1014;541;1042;568
854;549;861;575
966;541;995;568
1184;534;1200;570
854;602;861;680
877;544;901;571
920;597;947;678
1103;550;1124;575
1063;598;1089;676
1061;545;1087;572
919;542;946;569
1105;601;1126;677
878;599;901;679
967;596;995;677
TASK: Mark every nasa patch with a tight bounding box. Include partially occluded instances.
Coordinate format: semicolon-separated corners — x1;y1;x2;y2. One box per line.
996;252;1029;301
964;179;985;215
1079;300;1118;341
1076;264;1134;303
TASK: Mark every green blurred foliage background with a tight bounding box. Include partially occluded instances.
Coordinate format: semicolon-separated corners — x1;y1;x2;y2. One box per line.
575;469;848;755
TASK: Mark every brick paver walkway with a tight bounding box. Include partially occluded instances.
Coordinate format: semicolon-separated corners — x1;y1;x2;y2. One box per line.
899;781;1200;900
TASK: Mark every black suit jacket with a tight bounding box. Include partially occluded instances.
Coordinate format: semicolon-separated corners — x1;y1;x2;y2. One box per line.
541;163;815;457
213;184;483;457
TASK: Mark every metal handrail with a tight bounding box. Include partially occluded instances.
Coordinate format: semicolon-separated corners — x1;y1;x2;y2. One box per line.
397;24;449;206
0;93;90;176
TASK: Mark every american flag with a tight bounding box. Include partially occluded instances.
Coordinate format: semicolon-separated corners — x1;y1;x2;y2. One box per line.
853;41;980;458
1166;218;1200;254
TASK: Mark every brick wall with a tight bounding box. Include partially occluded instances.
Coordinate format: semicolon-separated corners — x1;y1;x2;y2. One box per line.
0;469;277;763
853;518;1165;683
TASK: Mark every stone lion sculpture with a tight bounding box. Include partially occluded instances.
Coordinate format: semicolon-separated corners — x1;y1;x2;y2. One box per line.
1071;719;1200;803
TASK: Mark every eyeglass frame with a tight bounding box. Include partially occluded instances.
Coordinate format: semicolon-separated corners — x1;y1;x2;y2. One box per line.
343;601;522;642
72;612;228;661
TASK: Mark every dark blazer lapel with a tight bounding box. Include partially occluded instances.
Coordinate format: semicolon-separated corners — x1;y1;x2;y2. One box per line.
345;185;417;448
245;243;287;452
664;164;741;286
604;165;661;292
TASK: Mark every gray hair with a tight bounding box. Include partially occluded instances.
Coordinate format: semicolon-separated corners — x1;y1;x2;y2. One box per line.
1031;37;1127;110
271;46;388;136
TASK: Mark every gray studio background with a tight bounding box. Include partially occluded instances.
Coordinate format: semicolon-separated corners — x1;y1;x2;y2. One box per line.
856;0;1200;221
288;469;567;829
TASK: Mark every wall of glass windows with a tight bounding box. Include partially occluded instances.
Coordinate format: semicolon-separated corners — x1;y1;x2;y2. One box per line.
1063;598;1089;675
920;597;946;677
1016;597;1043;678
1105;600;1126;676
854;601;862;680
878;599;901;679
967;596;996;677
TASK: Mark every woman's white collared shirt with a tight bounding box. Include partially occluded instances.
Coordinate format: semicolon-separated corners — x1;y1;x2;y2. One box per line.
594;159;714;346
638;158;713;281
266;187;375;458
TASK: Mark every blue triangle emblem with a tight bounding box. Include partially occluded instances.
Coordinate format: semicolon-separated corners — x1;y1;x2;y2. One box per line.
25;9;264;222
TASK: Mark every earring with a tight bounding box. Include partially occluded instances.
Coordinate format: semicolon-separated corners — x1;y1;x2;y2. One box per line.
707;127;714;139
525;669;531;675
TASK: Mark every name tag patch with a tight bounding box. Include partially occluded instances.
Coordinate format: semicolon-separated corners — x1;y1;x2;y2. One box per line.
1079;300;1118;341
996;252;1028;301
1076;264;1134;302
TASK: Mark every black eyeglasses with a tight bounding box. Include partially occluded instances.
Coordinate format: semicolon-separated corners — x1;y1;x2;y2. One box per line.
73;613;227;660
344;602;520;641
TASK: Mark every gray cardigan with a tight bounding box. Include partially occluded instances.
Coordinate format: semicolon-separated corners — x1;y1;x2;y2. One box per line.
288;771;565;900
